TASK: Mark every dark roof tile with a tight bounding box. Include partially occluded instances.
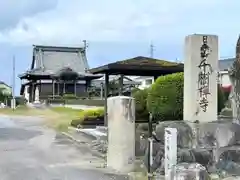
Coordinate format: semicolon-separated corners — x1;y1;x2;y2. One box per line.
33;45;89;74
116;56;180;67
219;58;235;71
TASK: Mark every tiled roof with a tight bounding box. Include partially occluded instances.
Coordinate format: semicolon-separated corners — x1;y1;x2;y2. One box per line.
0;81;11;88
89;56;183;76
32;45;90;74
115;56;180;66
219;58;235;71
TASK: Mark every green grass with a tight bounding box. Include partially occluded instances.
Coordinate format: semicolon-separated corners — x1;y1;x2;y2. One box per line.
51;106;82;117
47;107;83;132
0;105;84;132
0;105;38;115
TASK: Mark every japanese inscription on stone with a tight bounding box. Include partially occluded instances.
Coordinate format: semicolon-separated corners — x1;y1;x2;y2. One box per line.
197;36;212;112
164;128;177;180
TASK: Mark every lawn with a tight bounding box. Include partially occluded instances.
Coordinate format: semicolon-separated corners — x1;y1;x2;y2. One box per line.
0;106;83;132
48;107;83;131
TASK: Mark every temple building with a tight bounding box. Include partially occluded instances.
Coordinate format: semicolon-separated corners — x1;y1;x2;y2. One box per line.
19;44;102;103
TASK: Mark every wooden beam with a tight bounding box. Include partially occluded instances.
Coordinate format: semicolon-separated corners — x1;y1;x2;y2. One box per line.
118;74;124;95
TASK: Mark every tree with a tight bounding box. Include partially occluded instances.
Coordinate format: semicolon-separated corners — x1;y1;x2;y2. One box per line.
0;88;6;102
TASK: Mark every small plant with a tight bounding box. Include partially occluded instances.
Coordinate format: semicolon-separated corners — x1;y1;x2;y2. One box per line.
132;88;149;121
62;93;78;99
71;108;105;127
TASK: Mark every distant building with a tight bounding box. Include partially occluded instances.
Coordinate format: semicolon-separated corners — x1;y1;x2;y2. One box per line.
218;58;234;87
128;58;235;90
0;81;11;96
19;45;102;102
130;76;154;90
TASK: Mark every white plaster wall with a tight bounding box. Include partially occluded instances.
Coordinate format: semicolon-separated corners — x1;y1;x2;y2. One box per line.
24;85;29;102
184;34;218;122
132;76;154;90
219;71;231;87
107;96;135;173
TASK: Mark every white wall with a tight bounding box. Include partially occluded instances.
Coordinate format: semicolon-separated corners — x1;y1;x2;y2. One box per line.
24;85;30;102
130;70;231;90
131;76;154;90
219;71;231;87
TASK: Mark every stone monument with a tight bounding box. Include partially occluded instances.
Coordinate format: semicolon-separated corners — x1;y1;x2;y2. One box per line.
34;86;40;103
164;128;177;180
184;34;218;122
229;36;240;122
170;163;210;180
107;96;135;173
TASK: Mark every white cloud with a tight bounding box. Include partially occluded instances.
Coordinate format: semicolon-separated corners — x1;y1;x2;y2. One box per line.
0;0;235;46
0;0;57;30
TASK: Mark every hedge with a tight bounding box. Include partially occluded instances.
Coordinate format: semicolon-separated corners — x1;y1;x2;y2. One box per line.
71;108;104;127
132;88;149;121
147;72;184;121
134;72;226;121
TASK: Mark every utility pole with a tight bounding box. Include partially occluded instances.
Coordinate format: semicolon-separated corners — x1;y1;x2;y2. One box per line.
11;55;16;110
150;42;154;58
83;40;88;50
82;40;90;70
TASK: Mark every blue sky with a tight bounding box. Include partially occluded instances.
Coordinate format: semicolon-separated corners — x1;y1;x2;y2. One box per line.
0;0;239;95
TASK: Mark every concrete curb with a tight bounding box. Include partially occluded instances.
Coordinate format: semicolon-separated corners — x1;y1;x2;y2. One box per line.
61;130;148;179
68;127;98;140
61;131;106;159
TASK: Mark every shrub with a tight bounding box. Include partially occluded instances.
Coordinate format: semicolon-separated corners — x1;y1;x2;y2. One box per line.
15;96;27;106
147;72;184;121
132;88;149;121
147;72;226;121
79;108;104;119
51;106;82;114
71;108;104;127
71;119;83;128
62;93;77;99
47;98;65;104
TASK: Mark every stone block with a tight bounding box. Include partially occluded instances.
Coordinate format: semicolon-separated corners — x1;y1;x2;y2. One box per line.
170;163;210;180
107;96;135;173
184;34;218;122
155;121;193;148
197;121;240;148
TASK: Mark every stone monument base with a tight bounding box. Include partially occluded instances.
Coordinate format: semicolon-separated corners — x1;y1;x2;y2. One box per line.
107;96;135;173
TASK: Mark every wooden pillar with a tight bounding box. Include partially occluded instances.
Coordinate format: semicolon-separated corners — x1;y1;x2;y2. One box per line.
52;79;55;99
118;74;124;95
63;82;66;94
85;80;89;91
86;80;90;99
74;81;77;96
31;82;35;102
104;73;109;126
57;82;60;96
100;83;103;99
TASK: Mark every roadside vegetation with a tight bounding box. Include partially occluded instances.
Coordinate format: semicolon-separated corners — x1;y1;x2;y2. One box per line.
0;72;228;135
